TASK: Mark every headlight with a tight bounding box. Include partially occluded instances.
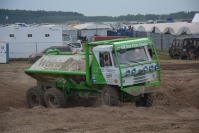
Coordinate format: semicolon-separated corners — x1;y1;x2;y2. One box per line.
132;68;136;74
143;66;148;71
126;70;131;76
155;64;159;69
149;65;154;71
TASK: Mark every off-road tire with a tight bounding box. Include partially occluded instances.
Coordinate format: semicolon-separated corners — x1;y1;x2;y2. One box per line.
102;86;119;106
26;86;45;108
44;88;66;108
179;53;188;60
135;93;153;107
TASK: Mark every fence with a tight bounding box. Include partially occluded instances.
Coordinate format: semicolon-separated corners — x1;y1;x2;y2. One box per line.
134;31;180;51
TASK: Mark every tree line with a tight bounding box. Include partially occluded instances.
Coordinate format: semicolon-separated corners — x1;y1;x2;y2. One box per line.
0;9;198;24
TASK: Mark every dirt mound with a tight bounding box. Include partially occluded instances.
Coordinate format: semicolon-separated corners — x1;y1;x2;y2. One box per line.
156;61;199;109
154;69;199;109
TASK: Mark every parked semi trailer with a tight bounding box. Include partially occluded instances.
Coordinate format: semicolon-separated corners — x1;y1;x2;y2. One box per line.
25;38;161;108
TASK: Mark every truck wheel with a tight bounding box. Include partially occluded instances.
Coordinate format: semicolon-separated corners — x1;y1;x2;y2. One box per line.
26;86;45;108
135;93;153;107
102;86;119;106
44;88;66;108
179;53;188;60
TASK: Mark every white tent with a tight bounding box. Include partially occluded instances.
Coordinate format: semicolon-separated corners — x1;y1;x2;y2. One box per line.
132;22;199;35
192;13;199;23
74;23;112;30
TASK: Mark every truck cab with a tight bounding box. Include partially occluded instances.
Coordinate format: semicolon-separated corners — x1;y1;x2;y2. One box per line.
89;38;160;97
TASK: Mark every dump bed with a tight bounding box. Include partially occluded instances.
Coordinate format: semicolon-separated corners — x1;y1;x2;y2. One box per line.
25;53;89;82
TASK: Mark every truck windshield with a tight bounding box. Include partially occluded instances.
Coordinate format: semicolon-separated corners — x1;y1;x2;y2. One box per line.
116;46;149;66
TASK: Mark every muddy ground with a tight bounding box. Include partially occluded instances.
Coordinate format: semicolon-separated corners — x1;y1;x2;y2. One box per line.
0;60;199;133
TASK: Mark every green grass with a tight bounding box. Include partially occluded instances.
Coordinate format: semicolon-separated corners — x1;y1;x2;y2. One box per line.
155;49;199;63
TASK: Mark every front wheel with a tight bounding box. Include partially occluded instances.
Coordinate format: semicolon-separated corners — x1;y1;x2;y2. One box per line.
135;93;153;107
102;86;119;106
44;88;66;108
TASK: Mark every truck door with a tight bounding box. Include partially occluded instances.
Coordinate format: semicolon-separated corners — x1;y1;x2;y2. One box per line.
100;52;114;84
92;51;115;84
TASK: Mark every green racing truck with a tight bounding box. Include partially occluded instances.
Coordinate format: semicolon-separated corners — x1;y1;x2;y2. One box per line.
25;38;161;108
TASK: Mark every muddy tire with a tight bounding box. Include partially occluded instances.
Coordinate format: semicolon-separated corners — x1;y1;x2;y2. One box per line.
102;86;119;106
44;88;66;108
135;93;153;107
26;86;45;108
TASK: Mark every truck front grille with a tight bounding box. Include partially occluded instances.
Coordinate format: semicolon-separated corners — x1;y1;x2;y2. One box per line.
133;74;147;84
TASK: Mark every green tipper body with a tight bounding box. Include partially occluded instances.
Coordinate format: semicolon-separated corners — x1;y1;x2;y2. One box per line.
25;38;161;98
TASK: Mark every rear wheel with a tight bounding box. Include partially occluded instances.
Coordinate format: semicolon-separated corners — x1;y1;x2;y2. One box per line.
135;93;153;107
44;88;66;108
102;86;119;106
26;86;45;108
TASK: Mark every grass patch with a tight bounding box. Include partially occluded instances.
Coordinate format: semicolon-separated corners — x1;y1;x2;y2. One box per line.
155;49;199;64
155;49;170;61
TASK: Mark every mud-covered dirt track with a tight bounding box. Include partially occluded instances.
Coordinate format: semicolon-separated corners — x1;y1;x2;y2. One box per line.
0;61;199;133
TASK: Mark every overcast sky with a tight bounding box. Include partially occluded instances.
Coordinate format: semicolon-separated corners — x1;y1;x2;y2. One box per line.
0;0;198;16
